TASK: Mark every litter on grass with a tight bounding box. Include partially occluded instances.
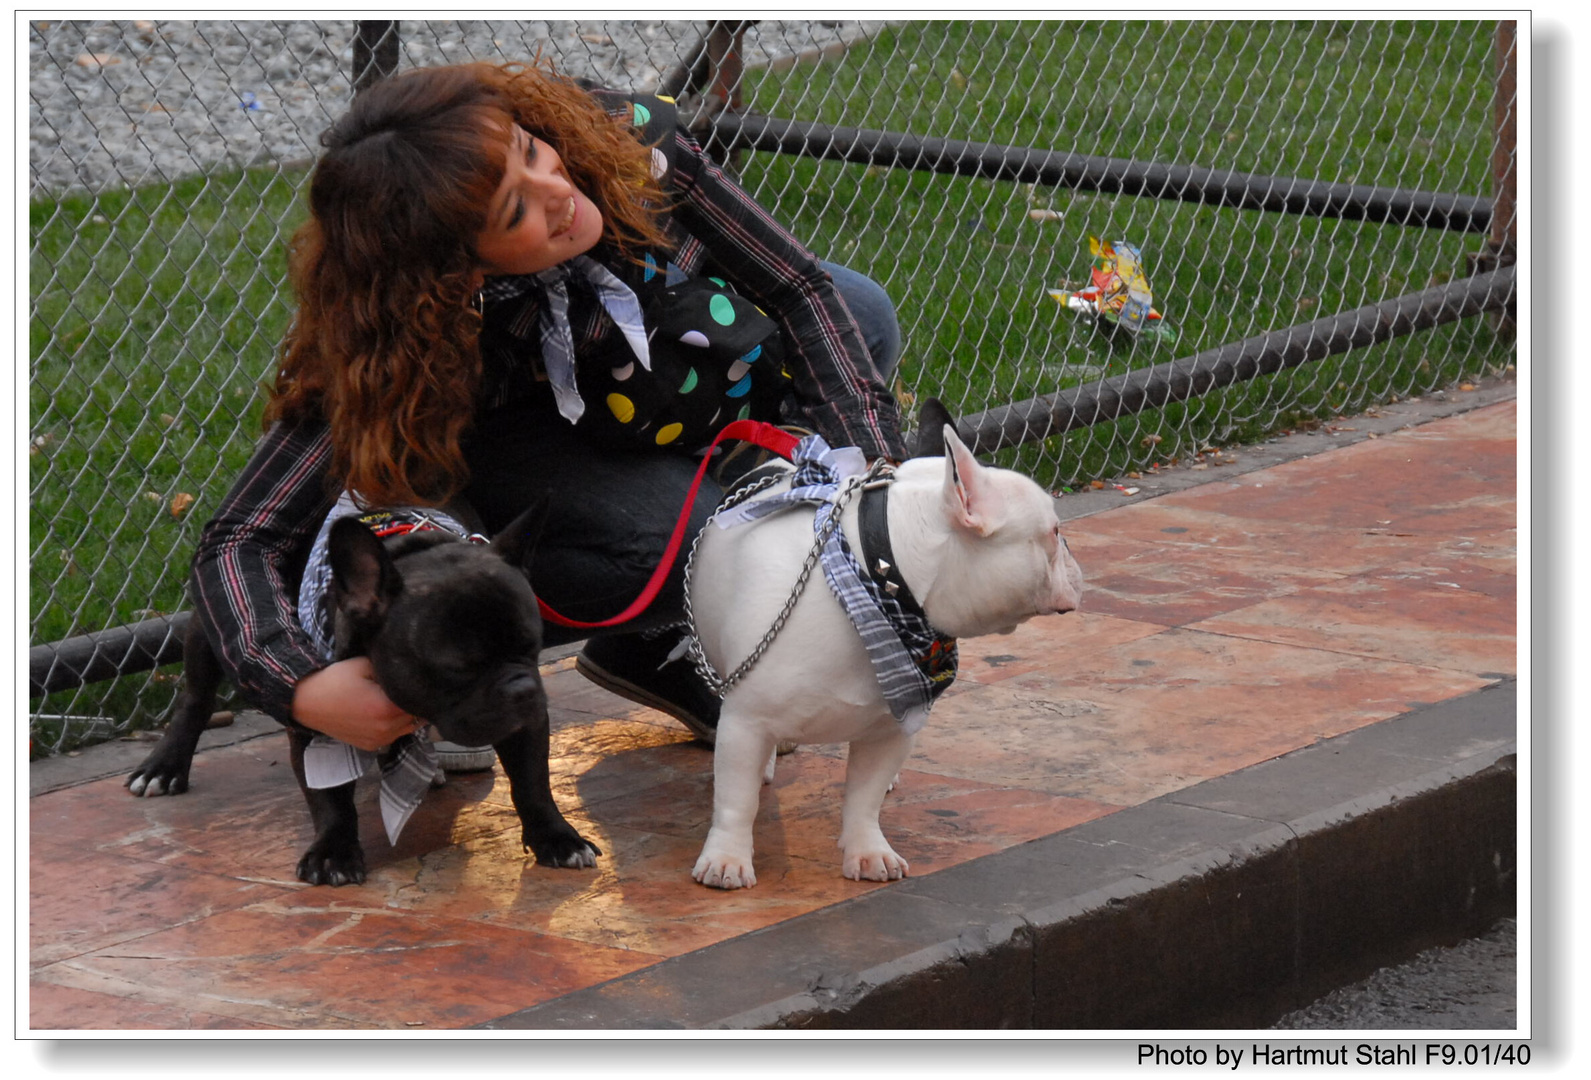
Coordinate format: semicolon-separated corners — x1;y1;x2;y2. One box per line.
1048;237;1176;342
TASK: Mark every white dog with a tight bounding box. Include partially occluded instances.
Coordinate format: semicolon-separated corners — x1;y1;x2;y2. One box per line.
687;404;1084;889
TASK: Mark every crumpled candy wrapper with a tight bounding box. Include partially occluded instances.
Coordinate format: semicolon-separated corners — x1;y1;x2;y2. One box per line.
1048;236;1175;341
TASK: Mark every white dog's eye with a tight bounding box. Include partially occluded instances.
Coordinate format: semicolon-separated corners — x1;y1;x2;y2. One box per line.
1041;520;1063;557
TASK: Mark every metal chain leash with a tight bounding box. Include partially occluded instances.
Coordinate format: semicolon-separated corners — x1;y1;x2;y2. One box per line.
682;461;878;698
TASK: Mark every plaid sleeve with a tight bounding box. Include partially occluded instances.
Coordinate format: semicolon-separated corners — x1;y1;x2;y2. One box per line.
188;416;339;725
666;128;906;461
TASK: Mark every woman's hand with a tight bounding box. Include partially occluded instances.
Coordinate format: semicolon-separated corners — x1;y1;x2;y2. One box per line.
292;657;418;751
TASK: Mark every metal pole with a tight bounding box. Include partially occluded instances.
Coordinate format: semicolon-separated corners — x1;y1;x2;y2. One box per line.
353;20;399;95
659;26;714;100
30;612;191;699
1490;21;1518;268
958;266;1516;454
668;21;755;170
712;112;1492;234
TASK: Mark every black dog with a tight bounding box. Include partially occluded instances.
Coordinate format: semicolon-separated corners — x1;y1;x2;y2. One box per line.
126;501;600;885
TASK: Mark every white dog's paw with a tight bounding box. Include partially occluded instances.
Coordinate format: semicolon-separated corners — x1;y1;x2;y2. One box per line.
842;846;910;882
692;850;757;890
886;771;900;793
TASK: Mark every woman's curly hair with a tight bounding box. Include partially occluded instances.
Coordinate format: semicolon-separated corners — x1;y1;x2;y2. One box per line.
265;60;672;506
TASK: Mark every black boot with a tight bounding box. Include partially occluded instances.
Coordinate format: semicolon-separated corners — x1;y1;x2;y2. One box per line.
577;630;721;742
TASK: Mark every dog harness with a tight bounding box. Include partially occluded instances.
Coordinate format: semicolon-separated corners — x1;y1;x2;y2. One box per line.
295;495;484;845
707;434;958;734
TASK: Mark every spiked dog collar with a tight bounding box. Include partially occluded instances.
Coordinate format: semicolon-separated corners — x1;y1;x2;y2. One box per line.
858;477;959;702
858;477;923;620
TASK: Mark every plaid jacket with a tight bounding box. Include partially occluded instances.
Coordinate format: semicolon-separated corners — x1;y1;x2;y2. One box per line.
190;98;905;725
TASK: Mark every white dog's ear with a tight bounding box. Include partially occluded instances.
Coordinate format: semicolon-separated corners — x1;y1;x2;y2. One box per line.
942;426;1000;536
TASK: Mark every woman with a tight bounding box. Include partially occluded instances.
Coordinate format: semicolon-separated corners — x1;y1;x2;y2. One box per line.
192;60;906;754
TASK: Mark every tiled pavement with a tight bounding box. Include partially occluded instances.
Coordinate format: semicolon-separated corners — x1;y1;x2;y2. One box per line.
27;398;1518;1031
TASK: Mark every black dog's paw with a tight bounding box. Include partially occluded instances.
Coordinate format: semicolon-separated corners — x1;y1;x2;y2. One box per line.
296;838;368;886
524;824;601;869
125;748;192;797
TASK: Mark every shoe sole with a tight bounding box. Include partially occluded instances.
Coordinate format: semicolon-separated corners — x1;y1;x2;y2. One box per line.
576;655;719;743
431;743;498;772
574;656;800;755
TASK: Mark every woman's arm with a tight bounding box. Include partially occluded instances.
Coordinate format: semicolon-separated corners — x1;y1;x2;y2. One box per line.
292;657;417;749
188;410;430;752
666;128;908;463
187;416;343;725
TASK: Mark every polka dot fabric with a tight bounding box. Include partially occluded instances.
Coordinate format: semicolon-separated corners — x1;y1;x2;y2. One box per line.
571;89;791;453
578;275;790;451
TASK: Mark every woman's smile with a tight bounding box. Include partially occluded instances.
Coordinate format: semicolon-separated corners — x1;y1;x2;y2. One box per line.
549;196;576;239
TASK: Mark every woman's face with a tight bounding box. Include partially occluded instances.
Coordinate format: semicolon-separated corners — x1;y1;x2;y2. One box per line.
475;122;604;277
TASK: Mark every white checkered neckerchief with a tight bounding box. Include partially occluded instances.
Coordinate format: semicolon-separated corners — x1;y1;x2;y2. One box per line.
478;254;651;424
720;434;956;735
296;494;481;659
299;734;444;847
295;494;485;845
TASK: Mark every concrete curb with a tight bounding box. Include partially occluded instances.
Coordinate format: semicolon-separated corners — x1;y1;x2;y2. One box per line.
481;679;1515;1030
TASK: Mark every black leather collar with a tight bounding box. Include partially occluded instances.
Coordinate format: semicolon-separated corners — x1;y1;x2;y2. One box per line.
858;479;931;623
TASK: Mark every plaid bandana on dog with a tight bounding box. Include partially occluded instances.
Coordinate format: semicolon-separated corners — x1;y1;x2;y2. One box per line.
721;435;958;734
294;493;487;844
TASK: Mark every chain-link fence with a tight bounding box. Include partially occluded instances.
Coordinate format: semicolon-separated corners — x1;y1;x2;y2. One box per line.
29;19;1516;753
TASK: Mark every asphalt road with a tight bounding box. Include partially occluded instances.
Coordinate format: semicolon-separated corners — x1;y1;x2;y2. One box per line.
1271;917;1518;1030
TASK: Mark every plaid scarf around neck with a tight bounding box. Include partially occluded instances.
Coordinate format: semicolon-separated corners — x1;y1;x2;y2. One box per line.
479;254;651;424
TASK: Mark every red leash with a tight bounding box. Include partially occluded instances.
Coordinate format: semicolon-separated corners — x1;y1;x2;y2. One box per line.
536;419;801;629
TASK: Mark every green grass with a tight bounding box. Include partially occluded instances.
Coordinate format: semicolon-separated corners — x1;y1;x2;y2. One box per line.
736;19;1513;480
29;164;305;745
29;19;1513;749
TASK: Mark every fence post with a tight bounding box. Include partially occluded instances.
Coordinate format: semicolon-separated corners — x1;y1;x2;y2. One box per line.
353;20;400;94
666;20;755;169
1465;21;1515;331
1489;21;1517;270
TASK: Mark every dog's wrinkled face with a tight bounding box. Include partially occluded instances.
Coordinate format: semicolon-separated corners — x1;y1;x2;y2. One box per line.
328;512;548;748
369;544;546;747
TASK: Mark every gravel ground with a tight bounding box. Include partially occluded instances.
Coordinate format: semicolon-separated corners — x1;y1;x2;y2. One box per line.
27;18;885;198
1273;918;1518;1030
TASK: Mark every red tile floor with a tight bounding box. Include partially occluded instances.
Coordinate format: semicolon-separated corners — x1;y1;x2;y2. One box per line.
28;400;1517;1030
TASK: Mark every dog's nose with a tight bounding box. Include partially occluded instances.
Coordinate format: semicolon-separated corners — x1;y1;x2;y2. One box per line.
1048;580;1082;616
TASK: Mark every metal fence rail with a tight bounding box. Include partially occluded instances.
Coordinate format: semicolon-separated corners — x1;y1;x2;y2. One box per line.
28;19;1516;752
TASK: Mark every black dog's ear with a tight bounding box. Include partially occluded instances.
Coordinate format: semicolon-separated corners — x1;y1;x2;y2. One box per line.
910;397;961;458
328;518;402;640
491;493;552;572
